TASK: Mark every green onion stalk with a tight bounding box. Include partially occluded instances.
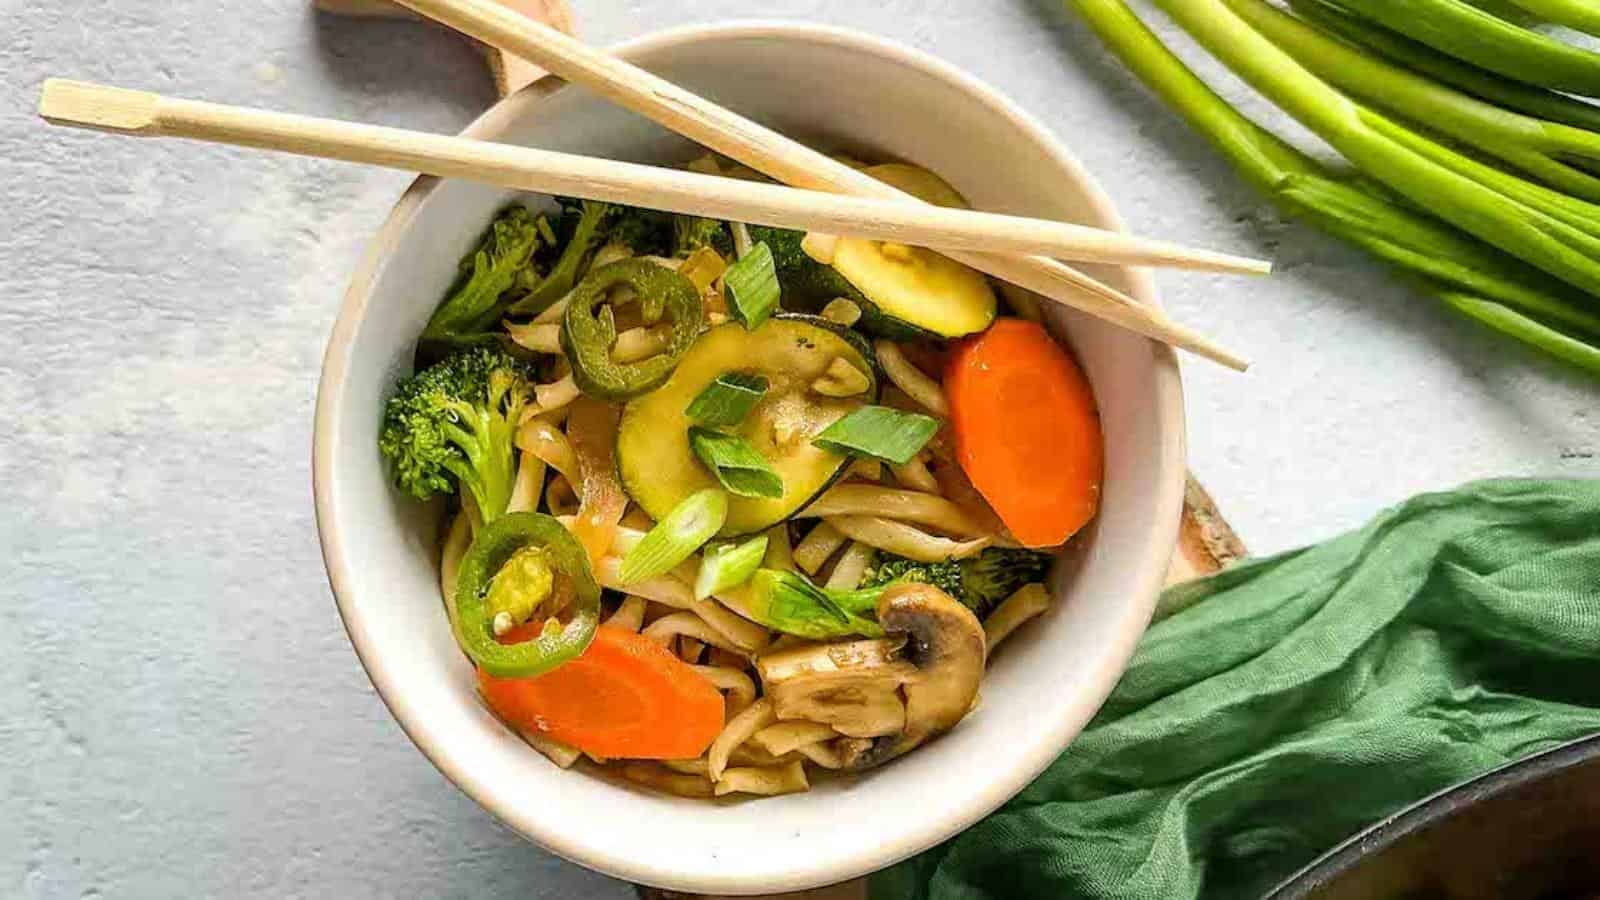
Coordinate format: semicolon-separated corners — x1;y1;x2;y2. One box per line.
1222;0;1600;203
1503;0;1600;37
1327;0;1600;96
1145;0;1600;296
1065;0;1600;374
1287;0;1600;132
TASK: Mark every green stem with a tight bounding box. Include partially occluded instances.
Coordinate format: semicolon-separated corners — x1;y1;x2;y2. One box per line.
1367;116;1600;240
1066;0;1600;360
1225;0;1600;202
1333;0;1600;96
1440;291;1600;375
1148;0;1600;297
1502;0;1600;37
1289;0;1600;134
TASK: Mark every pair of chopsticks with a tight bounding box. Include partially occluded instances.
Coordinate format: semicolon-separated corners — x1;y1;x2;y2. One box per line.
37;0;1258;370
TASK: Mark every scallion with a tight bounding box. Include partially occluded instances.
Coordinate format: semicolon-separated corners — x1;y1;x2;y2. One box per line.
1223;0;1600;202
689;427;784;498
1327;0;1600;96
1065;0;1600;375
1287;0;1600;133
1501;0;1600;38
812;406;941;465
618;488;728;584
722;242;780;330
694;535;769;600
740;569;883;640
685;372;769;427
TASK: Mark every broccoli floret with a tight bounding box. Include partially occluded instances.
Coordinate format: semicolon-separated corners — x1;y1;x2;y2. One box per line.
422;206;545;343
860;548;1054;618
861;556;964;599
508;198;616;316
957;548;1054;617
378;347;533;530
673;215;733;258
607;207;675;257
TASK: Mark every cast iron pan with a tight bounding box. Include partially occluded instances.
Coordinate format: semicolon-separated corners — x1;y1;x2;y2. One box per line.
1266;733;1600;900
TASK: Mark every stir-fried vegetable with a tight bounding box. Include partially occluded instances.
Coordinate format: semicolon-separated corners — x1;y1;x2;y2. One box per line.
619;489;728;584
508;198;613;317
812;405;941;466
694;535;769;600
453;513;600;678
733;544;1051;638
617;317;879;537
478;624;724;758
561;259;705;400
564;398;628;567
722;242;780;330
673;215;732;258
379;347;532;531
1068;0;1600;375
734;569;884;639
749;225;864;311
685;372;769;427
946;318;1102;548
861;547;1054;619
377;150;1094;793
420;206;544;347
483;545;555;634
689;427;784;499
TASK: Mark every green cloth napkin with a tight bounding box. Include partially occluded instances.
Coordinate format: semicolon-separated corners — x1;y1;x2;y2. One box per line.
874;478;1600;900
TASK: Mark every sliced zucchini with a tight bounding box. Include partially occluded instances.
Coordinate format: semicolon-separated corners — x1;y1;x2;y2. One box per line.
863;163;969;210
806;231;997;340
748;162;997;341
750;224;862;309
617;315;878;537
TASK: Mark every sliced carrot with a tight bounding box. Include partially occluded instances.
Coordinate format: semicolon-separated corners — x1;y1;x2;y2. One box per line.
479;624;724;759
944;318;1103;548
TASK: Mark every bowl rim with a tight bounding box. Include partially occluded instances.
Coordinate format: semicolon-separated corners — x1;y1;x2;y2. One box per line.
313;20;1187;893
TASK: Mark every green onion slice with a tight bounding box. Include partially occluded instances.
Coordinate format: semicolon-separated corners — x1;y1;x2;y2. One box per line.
811;405;940;465
685;372;769;427
742;569;884;639
723;242;779;330
618;488;729;584
694;534;769;600
689;426;784;499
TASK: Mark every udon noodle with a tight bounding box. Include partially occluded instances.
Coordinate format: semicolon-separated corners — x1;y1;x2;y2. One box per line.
383;154;1103;800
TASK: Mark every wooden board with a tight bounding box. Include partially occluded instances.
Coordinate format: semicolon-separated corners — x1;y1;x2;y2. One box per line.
313;0;575;96
313;6;1248;896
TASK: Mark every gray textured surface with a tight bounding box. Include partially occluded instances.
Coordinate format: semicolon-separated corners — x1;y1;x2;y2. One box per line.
4;1;1597;897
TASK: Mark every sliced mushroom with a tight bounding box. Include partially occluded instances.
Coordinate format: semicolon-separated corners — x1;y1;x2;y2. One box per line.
757;583;987;770
882;582;986;745
757;638;916;738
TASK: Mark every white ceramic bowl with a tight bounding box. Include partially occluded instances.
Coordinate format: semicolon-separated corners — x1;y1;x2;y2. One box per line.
314;23;1185;895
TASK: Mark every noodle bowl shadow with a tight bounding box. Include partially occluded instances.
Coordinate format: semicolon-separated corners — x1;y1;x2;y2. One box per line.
313;23;1186;895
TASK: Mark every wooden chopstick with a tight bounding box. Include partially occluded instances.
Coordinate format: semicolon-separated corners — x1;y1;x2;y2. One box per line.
392;0;1251;371
37;80;1268;281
